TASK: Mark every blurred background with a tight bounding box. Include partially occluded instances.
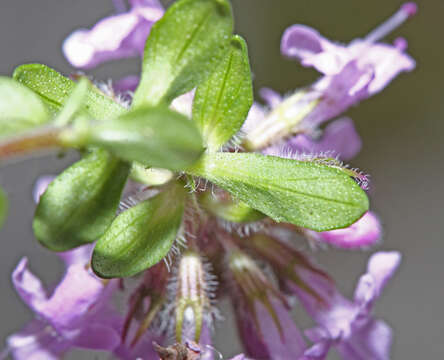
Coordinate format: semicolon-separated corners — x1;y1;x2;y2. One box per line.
0;0;443;358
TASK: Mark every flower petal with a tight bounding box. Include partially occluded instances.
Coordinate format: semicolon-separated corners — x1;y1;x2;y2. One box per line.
306;211;381;249
241;299;306;360
281;25;349;75
337;318;392;360
32;176;55;204
129;0;162;7
57;245;93;267
63;5;163;69
354;251;401;308
113;75;140;94
6;319;69;360
12;258;48;314
259;88;283;109
287;117;362;161
39;264;110;332
240;102;267;136
300;338;332;360
303;60;374;129
73;323;121;351
351;42;415;95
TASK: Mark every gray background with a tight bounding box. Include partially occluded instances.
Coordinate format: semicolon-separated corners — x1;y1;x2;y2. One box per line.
0;0;443;359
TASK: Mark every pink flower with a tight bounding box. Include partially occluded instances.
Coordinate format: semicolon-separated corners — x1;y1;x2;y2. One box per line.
287;117;362;161
5;248;121;359
243;3;416;151
281;3;416;96
63;0;164;69
304;212;382;249
289;251;401;360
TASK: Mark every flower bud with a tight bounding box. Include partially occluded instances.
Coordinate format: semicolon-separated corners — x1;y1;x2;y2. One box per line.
174;251;212;343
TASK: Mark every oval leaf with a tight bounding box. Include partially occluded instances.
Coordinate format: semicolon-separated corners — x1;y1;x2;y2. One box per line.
13;64;126;119
200;190;264;223
188;152;369;231
192;35;253;150
0;77;50;138
64;106;204;171
33;149;130;251
132;0;233;107
92;183;186;278
0;186;7;228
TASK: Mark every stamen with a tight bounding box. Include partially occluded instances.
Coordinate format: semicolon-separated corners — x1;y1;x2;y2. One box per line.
364;2;417;44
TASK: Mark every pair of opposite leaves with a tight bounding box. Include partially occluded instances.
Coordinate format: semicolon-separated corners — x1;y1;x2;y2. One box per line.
0;0;368;278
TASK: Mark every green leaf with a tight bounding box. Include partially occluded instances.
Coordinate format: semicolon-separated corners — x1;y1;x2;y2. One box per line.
0;186;7;228
13;64;126;120
130;162;174;186
92;182;186;278
192;35;253;150
33;149;130;251
0;77;50;138
187;152;369;231
53;78;89;127
62;106;205;171
200;190;264;223
132;0;233;107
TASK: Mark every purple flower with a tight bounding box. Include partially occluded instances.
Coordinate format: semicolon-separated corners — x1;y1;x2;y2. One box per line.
288;251;401;360
5;249;121;359
304;211;382;249
243;3;416;151
63;0;163;69
287;117;362;161
281;3;416;95
234;297;306;360
113;75;141;94
32;175;55;204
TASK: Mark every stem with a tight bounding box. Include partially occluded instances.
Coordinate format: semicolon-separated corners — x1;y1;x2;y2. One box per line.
0;127;64;162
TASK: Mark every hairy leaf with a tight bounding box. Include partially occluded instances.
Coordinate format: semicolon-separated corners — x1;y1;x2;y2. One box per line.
33;149;130;251
200;191;264;223
92;183;186;278
53;78;90;127
13;64;125;119
63;106;204;171
0;77;50;137
132;0;233;107
193;35;253;150
188;152;369;231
